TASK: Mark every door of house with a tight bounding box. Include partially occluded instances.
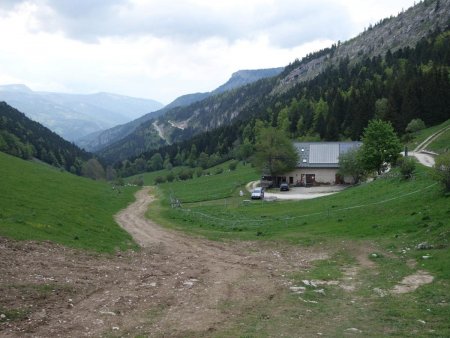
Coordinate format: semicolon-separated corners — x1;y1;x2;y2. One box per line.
305;174;315;186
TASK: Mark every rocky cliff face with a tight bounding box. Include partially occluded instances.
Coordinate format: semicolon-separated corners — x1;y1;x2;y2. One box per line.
276;0;450;92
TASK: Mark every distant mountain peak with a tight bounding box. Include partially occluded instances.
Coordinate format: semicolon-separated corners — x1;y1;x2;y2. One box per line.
0;84;32;93
212;67;284;95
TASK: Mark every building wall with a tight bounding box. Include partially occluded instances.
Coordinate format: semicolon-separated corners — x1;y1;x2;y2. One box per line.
285;168;343;185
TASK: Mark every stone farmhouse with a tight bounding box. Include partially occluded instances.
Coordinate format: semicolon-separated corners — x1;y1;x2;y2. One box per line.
277;142;362;186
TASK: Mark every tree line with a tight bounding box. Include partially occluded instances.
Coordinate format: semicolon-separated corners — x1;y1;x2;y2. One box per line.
113;27;449;178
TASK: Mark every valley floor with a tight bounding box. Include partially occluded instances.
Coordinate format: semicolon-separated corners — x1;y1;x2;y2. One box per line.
0;188;438;337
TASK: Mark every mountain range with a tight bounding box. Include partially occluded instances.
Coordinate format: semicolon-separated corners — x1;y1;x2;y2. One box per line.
2;0;448;170
77;67;284;153
95;0;450;165
0;84;163;142
98;0;450;167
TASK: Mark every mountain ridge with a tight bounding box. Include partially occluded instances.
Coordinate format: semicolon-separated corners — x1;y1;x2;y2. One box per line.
78;67;284;152
0;85;164;142
99;0;450;165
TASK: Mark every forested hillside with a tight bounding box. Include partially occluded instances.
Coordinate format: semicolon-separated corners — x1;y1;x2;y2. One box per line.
79;67;283;154
100;0;449;167
0;102;90;174
115;25;450;177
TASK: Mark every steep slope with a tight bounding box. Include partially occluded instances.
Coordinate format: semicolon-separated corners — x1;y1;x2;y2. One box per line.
0;151;137;252
276;0;450;91
0;85;163;141
0;102;90;173
100;0;450;165
112;8;450;175
79;67;283;153
162;0;449;136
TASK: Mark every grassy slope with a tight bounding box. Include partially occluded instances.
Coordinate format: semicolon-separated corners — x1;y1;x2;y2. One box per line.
407;119;450;153
0;152;138;252
143;137;449;336
426;127;450;154
155;166;449;278
129;162;258;203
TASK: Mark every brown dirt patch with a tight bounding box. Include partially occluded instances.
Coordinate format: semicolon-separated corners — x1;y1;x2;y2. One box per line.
0;187;326;337
391;270;434;294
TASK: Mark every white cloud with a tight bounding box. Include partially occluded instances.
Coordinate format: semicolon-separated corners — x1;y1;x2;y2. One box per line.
0;0;418;103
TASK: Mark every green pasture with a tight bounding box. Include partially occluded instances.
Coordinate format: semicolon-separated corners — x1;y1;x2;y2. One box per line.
146;160;449;337
0;152;138;252
407;119;450;153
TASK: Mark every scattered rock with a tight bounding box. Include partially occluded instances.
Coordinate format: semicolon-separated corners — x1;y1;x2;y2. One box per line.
373;288;388;297
299;297;318;304
417;319;426;324
302;280;317;287
289;286;306;294
345;328;362;333
112;326;120;331
416;242;433;250
422;255;432;259
313;289;326;295
183;278;198;288
0;314;6;319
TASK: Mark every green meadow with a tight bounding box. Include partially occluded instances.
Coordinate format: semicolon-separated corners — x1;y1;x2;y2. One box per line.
138;125;450;336
0;152;138;252
1;120;449;335
407;119;450;151
151;165;449;270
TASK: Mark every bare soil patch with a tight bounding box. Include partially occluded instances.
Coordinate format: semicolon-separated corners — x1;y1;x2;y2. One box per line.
391;270;434;294
1;187;327;337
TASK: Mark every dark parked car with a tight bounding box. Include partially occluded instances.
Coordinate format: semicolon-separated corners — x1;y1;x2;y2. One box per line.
280;183;289;191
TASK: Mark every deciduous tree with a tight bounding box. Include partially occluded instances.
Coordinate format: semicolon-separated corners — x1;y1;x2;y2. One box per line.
360;119;402;175
338;147;366;184
434;152;450;193
252;127;298;177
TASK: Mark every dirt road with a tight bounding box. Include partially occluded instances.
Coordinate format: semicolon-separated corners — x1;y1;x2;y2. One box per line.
409;124;450;168
0;188;326;337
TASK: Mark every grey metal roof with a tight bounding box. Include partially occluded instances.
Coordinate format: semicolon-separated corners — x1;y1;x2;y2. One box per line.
294;142;362;168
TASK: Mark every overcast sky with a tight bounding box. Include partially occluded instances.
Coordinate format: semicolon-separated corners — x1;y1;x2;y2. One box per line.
0;0;418;104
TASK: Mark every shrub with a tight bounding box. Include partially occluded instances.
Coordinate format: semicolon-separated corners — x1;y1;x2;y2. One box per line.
229;160;239;171
434;153;450;193
398;156;416;179
405;118;426;133
132;176;144;186
195;167;203;178
154;176;166;184
166;171;175;182
214;167;224;175
338;148;366;184
178;168;193;180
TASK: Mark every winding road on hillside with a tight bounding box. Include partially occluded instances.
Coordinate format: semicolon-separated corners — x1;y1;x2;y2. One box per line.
409;125;450;167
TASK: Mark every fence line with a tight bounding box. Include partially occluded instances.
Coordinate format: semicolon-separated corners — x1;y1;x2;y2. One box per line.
176;182;438;226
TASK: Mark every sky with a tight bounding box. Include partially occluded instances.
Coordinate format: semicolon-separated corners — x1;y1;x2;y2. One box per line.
0;0;418;104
